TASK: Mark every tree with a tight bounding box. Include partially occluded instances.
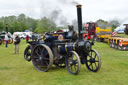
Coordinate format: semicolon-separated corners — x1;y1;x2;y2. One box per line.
18;14;29;31
26;17;38;31
96;19;108;29
0;22;5;31
0;14;57;34
108;20;120;32
35;17;56;33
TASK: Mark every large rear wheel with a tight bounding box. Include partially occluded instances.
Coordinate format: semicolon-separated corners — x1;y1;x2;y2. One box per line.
66;51;81;75
85;49;101;72
32;44;53;72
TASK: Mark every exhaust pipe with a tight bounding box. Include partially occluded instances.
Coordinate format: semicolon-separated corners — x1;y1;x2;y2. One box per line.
76;5;83;40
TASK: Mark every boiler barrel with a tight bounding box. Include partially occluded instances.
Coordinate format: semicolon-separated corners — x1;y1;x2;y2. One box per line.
57;43;75;54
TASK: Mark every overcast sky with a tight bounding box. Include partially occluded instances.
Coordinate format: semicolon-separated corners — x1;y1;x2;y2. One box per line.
0;0;128;25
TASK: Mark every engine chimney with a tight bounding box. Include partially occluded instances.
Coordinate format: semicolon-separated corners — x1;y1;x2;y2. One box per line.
76;5;83;40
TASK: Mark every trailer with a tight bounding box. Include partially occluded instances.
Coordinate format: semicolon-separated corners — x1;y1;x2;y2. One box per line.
96;27;112;42
109;37;128;50
96;27;128;50
97;34;128;51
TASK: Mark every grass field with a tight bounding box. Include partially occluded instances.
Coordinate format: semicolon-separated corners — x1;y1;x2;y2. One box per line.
0;36;128;85
117;33;128;38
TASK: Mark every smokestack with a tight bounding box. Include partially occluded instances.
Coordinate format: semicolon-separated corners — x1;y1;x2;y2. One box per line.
76;5;83;40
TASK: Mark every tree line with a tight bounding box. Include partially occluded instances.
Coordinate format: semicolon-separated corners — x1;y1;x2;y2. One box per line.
0;13;120;33
0;14;57;33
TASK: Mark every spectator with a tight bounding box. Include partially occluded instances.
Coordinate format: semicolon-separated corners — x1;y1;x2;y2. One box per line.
4;33;9;48
26;35;29;43
32;34;35;41
6;24;8;33
14;35;20;54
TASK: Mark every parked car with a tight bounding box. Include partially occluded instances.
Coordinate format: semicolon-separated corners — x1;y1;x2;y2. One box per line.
13;32;32;39
0;31;13;44
114;26;125;34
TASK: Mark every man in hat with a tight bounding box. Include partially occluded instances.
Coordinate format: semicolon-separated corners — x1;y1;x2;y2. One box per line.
67;25;78;41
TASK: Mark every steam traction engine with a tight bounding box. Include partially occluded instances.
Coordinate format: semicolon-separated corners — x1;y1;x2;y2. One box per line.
24;5;101;75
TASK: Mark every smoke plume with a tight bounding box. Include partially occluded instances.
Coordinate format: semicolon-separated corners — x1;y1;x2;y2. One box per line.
50;9;62;21
40;0;82;27
57;0;79;5
72;19;78;32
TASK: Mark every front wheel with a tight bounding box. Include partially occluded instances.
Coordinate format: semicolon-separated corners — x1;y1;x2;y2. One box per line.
24;45;32;61
85;49;101;72
66;51;81;75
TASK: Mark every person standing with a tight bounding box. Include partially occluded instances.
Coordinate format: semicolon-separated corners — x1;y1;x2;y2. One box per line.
25;35;29;43
32;34;35;41
14;35;20;54
5;33;9;48
5;24;8;33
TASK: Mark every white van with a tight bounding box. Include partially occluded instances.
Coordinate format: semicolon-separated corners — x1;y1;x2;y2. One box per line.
13;32;33;39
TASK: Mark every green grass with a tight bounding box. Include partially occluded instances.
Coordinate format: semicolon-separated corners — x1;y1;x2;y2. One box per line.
117;33;128;38
0;40;128;85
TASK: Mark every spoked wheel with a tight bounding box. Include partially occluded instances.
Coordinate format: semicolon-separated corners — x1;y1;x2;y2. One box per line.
24;45;32;61
32;44;53;72
85;49;101;72
66;51;81;75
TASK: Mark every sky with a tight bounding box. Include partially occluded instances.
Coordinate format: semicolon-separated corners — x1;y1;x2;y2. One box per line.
0;0;128;25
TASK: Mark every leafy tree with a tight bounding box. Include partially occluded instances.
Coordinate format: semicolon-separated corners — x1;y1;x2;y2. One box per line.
0;22;5;31
0;14;57;34
108;20;120;32
96;19;108;29
26;17;38;31
35;17;56;33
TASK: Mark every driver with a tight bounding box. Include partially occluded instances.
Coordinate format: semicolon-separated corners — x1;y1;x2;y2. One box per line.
67;25;78;41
